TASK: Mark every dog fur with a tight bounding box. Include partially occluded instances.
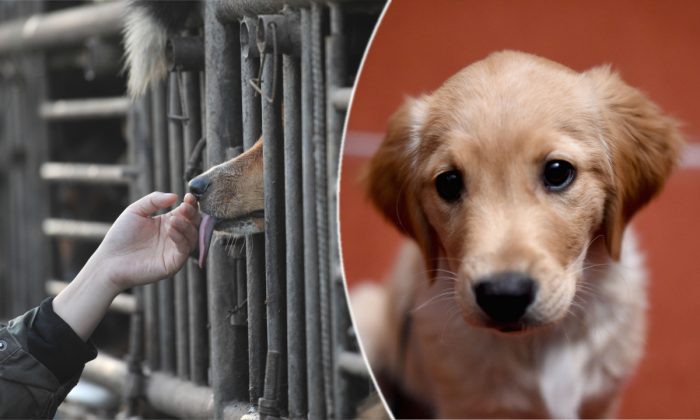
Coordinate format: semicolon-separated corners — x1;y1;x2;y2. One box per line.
191;138;264;220
352;51;681;418
123;0;198;96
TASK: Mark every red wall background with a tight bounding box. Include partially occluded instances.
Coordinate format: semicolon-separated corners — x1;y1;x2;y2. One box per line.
340;0;700;417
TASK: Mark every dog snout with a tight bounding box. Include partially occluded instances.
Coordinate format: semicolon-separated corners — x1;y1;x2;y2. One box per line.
473;272;537;325
188;175;210;199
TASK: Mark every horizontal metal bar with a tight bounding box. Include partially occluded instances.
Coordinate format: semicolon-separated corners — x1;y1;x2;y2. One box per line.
336;351;369;378
42;219;110;240
222;402;256;420
331;87;352;111
40;97;130;120
40;163;137;184
0;2;125;55
82;353;128;394
83;353;215;418
146;372;215;419
45;280;136;314
216;0;384;22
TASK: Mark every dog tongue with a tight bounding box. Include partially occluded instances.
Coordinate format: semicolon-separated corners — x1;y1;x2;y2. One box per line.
198;213;217;269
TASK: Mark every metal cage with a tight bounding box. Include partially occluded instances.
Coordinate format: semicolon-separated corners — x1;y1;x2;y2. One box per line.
0;1;384;418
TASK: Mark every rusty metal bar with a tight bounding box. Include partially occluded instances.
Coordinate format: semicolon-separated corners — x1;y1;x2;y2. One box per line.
0;2;125;55
326;4;354;418
82;353;214;419
42;218;110;240
330;87;351;111
182;68;209;386
240;16;266;406
146;372;214;419
216;1;282;21
126;94;152;417
40;162;137;184
336;351;369;378
259;15;287;417
300;7;326;419
144;81;164;372
311;3;334;416
282;14;307;418
204;3;247;416
46;280;136;314
39;97;130;120
167;36;205;71
169;73;190;381
207;232;243;416
82;353;128;394
153;79;176;375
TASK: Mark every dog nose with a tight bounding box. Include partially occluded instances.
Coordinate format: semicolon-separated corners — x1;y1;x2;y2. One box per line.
188;175;210;199
473;272;537;325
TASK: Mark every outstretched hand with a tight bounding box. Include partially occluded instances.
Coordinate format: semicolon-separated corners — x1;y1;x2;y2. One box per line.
54;192;201;340
95;192;201;291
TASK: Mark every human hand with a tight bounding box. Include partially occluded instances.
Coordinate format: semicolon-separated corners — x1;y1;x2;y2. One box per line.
53;192;199;341
92;191;200;291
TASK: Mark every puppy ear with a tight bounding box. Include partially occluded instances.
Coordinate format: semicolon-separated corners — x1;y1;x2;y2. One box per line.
586;67;682;260
365;97;440;278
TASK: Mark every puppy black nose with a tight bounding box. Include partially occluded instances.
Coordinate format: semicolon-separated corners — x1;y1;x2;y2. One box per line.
188;175;210;199
473;272;537;325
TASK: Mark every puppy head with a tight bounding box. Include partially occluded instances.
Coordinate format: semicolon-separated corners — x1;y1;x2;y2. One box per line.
367;51;681;332
188;138;264;268
189;138;265;221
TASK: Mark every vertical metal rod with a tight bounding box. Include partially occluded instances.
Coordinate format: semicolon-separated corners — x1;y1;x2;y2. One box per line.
153;79;175;374
169;73;190;380
326;4;352;417
4;4;50;312
183;70;209;386
144;83;161;372
206;232;239;414
7;83;25;317
204;3;246;416
126;92;152;416
311;3;334;416
245;231;266;402
24;41;51;310
0;81;7;319
283;44;307;419
241;16;266;405
236;245;248;318
230;235;250;403
261;27;286;417
126;291;145;415
300;7;325;419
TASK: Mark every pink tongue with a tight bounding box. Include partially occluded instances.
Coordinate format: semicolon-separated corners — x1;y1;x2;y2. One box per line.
198;214;217;269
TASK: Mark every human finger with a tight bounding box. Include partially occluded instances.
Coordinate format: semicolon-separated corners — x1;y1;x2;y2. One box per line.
171;215;197;240
176;201;200;225
129;192;178;217
168;223;194;255
184;193;197;206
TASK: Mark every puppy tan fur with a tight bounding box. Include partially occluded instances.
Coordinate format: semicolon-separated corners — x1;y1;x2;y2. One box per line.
353;51;681;418
192;138;264;220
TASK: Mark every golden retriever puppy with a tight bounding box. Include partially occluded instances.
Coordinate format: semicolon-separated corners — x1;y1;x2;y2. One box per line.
188;138;264;267
352;51;681;418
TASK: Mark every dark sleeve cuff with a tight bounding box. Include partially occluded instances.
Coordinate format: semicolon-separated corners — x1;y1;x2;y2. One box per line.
25;297;98;384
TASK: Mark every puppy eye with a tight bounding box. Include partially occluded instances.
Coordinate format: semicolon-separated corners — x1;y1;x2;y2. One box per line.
543;160;576;191
435;170;464;202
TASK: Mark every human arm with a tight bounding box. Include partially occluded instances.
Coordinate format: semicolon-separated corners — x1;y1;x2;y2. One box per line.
53;191;200;340
0;192;199;418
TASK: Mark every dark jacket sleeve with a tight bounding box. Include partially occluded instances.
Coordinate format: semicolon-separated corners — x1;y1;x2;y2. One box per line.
0;298;97;419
